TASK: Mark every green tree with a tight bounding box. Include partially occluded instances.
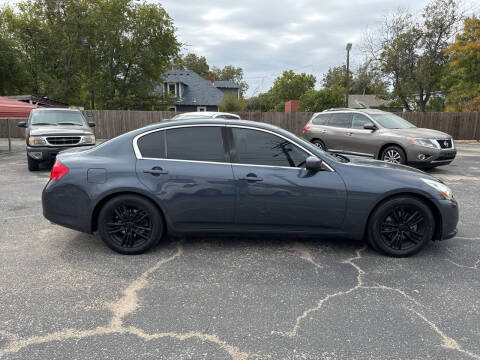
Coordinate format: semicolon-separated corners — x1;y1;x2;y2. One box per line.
212;65;248;98
298;86;345;112
366;0;460;111
173;53;210;78
445;16;480;111
268;70;316;110
322;65;349;88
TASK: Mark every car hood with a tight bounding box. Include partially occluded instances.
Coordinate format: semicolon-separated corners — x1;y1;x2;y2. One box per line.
346;157;428;175
29;125;93;136
384;127;451;139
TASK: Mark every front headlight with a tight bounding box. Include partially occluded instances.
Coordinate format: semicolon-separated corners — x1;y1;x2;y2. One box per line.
28;136;47;146
81;135;96;144
421;178;453;200
409;138;440;149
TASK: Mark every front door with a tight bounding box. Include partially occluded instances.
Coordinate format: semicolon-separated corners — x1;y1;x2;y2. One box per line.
229;127;347;231
135;125;236;230
342;113;377;157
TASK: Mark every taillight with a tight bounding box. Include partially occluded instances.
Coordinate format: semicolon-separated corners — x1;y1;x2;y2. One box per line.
303;125;310;133
50;161;69;181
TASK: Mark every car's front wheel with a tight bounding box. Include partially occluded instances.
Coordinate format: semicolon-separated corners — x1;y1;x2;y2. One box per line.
380;145;406;164
27;156;40;171
98;194;164;254
367;196;434;257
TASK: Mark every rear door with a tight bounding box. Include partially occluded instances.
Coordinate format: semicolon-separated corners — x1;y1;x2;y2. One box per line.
325;113;353;152
229;126;347;231
135;125;236;230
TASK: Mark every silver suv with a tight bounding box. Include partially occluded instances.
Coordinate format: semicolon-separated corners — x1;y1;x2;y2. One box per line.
302;109;456;168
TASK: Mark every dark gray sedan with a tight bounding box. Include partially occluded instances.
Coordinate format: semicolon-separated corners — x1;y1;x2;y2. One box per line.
42;119;458;257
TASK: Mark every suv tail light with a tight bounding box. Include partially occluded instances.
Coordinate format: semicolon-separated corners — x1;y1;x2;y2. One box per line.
303;125;310;133
50;161;69;181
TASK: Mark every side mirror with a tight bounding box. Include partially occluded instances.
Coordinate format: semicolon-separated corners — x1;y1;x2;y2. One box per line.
363;123;377;130
88;122;96;127
17;121;27;128
305;156;323;171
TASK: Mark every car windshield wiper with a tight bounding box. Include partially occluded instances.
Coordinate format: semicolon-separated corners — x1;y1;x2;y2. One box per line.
57;122;82;126
32;122;55;126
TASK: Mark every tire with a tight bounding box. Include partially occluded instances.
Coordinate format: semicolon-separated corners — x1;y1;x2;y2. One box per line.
367;196;435;257
27;156;40;171
98;194;164;254
380;145;406;165
311;139;327;151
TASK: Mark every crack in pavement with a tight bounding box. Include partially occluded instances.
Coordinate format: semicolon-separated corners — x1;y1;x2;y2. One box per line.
0;243;249;360
290;242;323;270
444;258;480;270
273;244;480;360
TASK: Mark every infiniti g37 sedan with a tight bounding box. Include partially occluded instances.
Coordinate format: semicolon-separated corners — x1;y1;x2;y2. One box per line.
302;109;456;168
42;119;459;257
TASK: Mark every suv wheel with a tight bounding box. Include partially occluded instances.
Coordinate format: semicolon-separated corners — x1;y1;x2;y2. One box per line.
380;145;406;164
98;195;164;254
27;157;40;171
367;196;434;257
311;139;327;151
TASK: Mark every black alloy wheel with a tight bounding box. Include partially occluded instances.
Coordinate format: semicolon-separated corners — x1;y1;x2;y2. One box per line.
367;196;434;257
98;195;164;254
311;139;327;151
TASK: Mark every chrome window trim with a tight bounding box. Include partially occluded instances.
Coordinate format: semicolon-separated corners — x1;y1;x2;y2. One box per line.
133;124;335;172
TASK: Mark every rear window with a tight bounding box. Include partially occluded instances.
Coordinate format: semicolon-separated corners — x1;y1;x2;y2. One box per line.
328;113;352;128
137;131;166;158
166;126;226;162
312;113;330;125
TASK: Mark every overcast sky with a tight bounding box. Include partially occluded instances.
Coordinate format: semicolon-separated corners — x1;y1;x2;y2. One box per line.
2;0;479;97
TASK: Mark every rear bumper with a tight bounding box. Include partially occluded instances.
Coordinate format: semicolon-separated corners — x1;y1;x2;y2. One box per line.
27;145;92;161
436;198;459;241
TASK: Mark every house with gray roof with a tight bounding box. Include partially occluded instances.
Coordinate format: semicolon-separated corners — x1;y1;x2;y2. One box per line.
156;69;239;112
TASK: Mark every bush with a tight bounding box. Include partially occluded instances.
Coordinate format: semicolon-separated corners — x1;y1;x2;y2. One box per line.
219;93;246;112
298;85;345;112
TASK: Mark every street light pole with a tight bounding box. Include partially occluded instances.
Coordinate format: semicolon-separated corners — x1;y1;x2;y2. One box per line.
345;43;352;108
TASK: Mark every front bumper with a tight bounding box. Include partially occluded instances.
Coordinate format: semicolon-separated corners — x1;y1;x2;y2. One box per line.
436;198;459;241
27;145;93;161
407;145;457;167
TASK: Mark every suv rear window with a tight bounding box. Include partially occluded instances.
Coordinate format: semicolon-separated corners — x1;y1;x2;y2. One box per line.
312;114;330;125
328;113;352;128
166;126;226;162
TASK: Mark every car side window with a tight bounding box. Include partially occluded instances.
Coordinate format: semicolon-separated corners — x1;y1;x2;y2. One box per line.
166;126;227;162
328;113;352;128
137;130;166;158
312;113;330;125
352;113;374;129
232;128;309;167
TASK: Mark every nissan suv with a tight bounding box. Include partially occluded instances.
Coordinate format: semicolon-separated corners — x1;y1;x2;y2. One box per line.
302;109;456;168
17;108;96;171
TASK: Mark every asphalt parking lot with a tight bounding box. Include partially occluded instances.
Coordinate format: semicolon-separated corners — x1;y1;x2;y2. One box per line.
0;139;479;360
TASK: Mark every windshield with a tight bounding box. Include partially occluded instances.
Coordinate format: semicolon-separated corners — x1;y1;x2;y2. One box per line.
370;113;416;129
30;111;86;126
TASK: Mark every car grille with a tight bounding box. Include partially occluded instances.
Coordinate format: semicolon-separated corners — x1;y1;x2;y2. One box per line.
46;136;81;146
437;139;453;149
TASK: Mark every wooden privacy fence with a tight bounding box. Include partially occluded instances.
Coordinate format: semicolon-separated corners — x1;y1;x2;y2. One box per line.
2;111;480;140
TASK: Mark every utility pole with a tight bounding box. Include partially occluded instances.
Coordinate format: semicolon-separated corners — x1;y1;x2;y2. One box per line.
345;43;352;108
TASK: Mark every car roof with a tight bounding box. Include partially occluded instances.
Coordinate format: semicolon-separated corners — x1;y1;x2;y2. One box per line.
314;108;388;116
172;111;240;118
31;107;81;112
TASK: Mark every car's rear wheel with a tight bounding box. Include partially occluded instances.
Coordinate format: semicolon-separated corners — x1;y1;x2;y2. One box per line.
380;145;406;164
367;196;434;257
98;195;164;254
311;139;327;151
27;156;40;171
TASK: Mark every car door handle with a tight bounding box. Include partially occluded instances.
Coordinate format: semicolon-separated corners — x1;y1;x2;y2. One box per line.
239;174;263;182
143;167;168;176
